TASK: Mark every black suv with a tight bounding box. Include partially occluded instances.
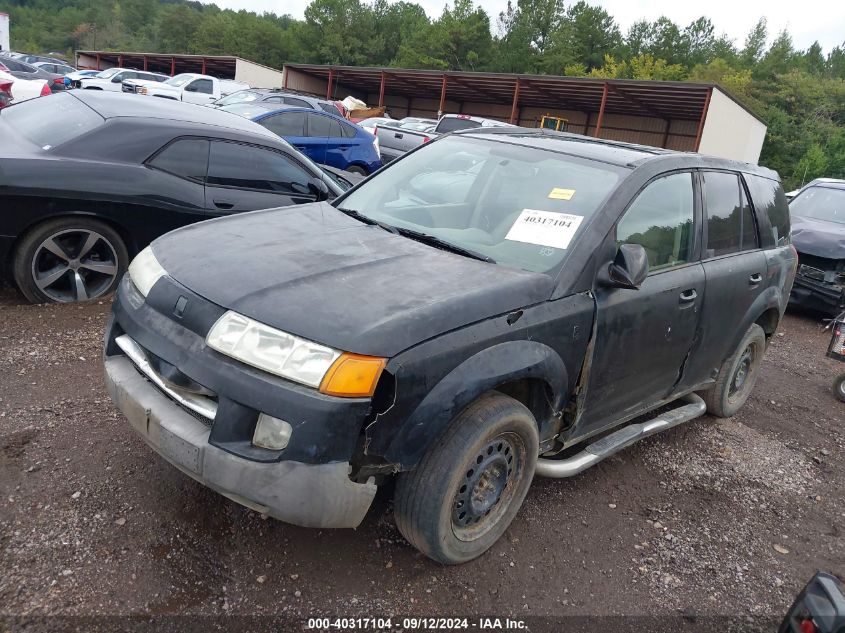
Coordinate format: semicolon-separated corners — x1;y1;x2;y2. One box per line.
103;129;797;564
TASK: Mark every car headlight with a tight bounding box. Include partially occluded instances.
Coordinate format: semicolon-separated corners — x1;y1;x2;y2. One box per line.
127;246;167;297
206;311;386;395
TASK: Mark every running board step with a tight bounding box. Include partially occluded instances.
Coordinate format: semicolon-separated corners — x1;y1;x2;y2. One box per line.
535;393;707;478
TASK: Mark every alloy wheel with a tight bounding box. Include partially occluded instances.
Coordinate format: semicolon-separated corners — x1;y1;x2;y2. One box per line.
31;229;119;302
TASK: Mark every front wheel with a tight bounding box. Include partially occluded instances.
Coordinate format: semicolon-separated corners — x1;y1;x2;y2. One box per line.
699;323;766;418
346;165;368;176
13;217;128;304
833;373;845;403
393;393;538;564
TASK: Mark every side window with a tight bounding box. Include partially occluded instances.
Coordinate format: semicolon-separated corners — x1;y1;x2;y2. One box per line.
188;79;213;94
264;96;284;103
260;111;306;137
207;141;314;195
617;172;695;271
148;138;209;181
283;96;310;107
340;122;357;138
328;121;344;138
745;174;790;246
704;172;741;256
319;103;340;114
740;184;759;250
307;113;333;137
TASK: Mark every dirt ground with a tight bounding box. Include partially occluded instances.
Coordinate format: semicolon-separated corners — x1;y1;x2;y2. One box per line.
1;285;843;632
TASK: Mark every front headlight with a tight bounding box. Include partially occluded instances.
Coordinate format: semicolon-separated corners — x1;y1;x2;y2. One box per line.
206;311;341;388
128;246;167;297
206;311;387;395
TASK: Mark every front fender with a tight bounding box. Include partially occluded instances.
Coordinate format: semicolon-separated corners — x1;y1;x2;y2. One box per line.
374;340;568;470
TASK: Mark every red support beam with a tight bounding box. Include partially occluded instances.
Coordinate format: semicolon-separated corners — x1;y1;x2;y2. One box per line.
326;68;334;99
378;71;386;107
143;55;148;71
95;52;101;70
170;56;175;76
438;74;448;116
201;57;206;75
509;79;521;125
661;119;671;148
594;82;608;138
117;55;123;68
694;87;713;151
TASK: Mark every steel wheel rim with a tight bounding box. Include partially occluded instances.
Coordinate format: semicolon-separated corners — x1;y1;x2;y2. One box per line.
451;432;524;542
31;229;118;302
728;343;756;401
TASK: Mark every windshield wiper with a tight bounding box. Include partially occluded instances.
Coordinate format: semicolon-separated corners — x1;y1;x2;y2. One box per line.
335;207;400;234
392;227;496;264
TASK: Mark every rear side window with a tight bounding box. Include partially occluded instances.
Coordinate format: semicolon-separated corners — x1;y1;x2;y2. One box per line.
320;102;341;115
745;174;790;246
149;138;209;182
2;92;103;149
283;96;310;108
617;172;695;271
340;122;357;138
437;117;481;133
307;113;333;137
188;79;213;94
703;171;758;256
261;111;305;137
207;141;314;195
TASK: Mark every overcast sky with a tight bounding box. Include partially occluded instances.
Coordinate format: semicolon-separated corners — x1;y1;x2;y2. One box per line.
207;0;845;53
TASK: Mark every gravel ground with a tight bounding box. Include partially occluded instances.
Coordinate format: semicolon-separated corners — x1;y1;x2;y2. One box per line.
1;286;843;632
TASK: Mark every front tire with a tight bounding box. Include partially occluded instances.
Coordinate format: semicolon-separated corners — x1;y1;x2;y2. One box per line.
833;373;845;403
393;393;538;565
13;217;127;304
346;165;368;176
700;323;766;418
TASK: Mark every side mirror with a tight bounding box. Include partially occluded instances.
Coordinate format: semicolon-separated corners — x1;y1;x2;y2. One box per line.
111;75;122;83
308;177;330;202
598;243;649;290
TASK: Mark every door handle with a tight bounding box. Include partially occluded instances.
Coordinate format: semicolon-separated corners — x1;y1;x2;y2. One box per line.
394;133;403;139
213;200;234;210
749;273;763;284
679;289;698;303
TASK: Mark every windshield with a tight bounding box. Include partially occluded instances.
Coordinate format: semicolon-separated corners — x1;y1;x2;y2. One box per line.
790;186;845;225
1;92;103;149
216;90;261;106
96;68;120;79
337;135;625;273
165;74;193;87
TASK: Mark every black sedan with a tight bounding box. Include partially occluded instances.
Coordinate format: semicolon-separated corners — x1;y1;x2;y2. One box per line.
0;90;342;303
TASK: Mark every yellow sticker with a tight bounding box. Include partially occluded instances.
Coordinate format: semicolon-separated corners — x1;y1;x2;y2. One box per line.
548;188;575;200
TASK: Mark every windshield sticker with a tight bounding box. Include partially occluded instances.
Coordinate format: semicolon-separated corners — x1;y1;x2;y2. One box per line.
505;209;584;250
548;188;575;200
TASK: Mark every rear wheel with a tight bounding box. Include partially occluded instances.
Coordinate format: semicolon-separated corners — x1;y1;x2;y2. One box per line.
346;165;368;176
833;373;845;403
700;323;766;418
393;393;538;564
13;217;127;304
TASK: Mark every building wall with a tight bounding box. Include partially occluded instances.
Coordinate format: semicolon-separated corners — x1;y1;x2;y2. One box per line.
235;59;285;89
0;13;9;53
698;88;766;164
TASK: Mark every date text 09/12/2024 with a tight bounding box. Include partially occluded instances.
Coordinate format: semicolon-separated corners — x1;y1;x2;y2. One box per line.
306;617;527;630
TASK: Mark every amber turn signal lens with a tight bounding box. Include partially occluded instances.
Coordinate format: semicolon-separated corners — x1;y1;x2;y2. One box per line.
319;353;387;398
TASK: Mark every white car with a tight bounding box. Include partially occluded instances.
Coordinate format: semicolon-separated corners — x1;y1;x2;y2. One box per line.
136;73;249;105
78;68;168;91
0;69;49;104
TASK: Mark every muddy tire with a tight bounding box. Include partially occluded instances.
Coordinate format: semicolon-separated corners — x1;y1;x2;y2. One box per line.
833;373;845;403
393;393;538;565
700;323;766;418
346;165;368;176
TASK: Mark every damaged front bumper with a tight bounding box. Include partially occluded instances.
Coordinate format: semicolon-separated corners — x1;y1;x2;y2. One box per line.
789;263;845;315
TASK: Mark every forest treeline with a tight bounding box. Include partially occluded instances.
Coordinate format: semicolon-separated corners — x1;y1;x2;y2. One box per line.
3;0;845;188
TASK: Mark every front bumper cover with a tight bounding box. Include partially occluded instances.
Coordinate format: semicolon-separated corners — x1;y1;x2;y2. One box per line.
789;272;845;315
104;354;377;528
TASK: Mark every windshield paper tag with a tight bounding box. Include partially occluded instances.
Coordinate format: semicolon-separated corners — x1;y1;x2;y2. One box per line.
548;188;575;200
505;210;584;250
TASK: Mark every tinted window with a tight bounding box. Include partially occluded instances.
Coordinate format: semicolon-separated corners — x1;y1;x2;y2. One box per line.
2;92;103;149
307;113;333;137
264;96;284;103
437;117;482;133
740;185;759;250
704;171;743;256
319;103;341;115
188;79;213;94
149;138;209;181
207;141;314;195
340;122;357;138
261;111;305;137
790;186;845;225
283;96;310;107
745;174;790;246
617;172;695;271
3;58;28;71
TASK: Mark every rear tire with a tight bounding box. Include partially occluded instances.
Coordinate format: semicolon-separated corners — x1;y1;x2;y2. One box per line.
700;323;766;418
393;393;538;565
13;217;127;304
833;373;845;403
346;165;368;176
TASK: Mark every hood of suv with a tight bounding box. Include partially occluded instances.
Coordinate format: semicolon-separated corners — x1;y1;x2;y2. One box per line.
151;203;554;357
792;214;845;259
